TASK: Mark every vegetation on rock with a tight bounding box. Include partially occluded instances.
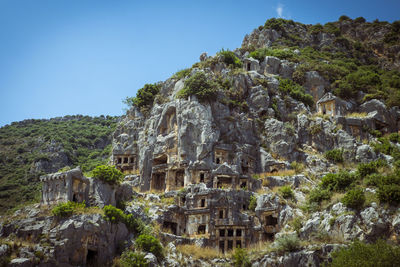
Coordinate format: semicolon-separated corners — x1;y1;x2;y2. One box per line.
328;240;400;267
135;234;164;260
51;201;86;217
0;115;117;213
91;165;124;185
177;71;218;102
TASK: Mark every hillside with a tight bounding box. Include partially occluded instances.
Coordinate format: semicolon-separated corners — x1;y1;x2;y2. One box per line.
1;16;400;267
0;115;119;213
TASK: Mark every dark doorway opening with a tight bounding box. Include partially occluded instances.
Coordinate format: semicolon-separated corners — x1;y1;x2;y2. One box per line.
163;221;178;235
86;249;97;266
198;224;206;234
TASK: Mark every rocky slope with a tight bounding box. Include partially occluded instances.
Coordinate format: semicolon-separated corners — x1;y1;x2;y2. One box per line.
0;115;119;213
1;16;400;267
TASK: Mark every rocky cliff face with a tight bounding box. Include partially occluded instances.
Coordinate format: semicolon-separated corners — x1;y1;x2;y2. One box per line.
2;17;400;267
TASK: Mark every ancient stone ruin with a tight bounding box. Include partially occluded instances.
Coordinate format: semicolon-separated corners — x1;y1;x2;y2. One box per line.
40;167;89;205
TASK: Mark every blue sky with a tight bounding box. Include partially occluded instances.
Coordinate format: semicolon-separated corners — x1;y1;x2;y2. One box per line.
0;0;399;126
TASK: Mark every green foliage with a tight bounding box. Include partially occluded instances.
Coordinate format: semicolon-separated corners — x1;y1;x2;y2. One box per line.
172;68;191;80
354;17;366;23
338;15;351;22
321;171;355;192
177;71;218;102
377;183;400;205
124;83;161;109
357;160;386;178
103;205;146;234
342;188;365;210
232;247;251;267
135;234;164;260
92;165;124;185
384;20;400;45
275;234;300;253
248;195;257;211
327;240;400;267
279;185;295;199
0;116;117;213
310;23;324;34
324;149;344;163
290;217;303;234
119;250;148;267
249;47;295;62
264;18;295;32
51;201;86;217
308;187;332;204
218;49;242;68
372;136;400;161
278;78;314;107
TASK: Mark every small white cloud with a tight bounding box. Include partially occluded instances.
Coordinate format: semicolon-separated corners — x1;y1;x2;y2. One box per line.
276;3;283;17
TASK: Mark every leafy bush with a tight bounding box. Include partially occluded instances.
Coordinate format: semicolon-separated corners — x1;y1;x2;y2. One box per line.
177;72;218;102
328;240;400;267
103;205;146;234
377;184;400;205
172;68;191;80
324;149;344;163
92;165;124;185
218;49;242;68
124;83;161;109
308;187;332;204
51;201;86;217
357;160;386;178
278;78;314;107
249;48;295;62
274;234;300;253
119;250;148;267
321;171;355;192
354;17;366;23
264;18;295;32
339;15;351;22
248;195;257;211
135;234;164;260
232;247;251;267
279;185;295;199
342;188;365;210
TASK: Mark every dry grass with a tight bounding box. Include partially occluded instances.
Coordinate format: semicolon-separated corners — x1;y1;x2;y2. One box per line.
346;112;368;118
177;244;226;260
246;241;272;259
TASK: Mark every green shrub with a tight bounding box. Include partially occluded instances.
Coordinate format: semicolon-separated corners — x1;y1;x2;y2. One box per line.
357;160;386;178
377;184;400;205
177;72;218;102
290;217;303;234
321;171;355;192
310;23;323;34
124;83;161;108
248;195;257;211
264;18;295;32
354;17;366;23
327;240;400;267
278;78;314;107
249;48;295;62
339;15;351;22
279;185;295;199
51;201;86;217
232;247;251;267
91;165;124;185
103;205;146;234
342;188;365;210
308;187;332;204
389;133;400;143
218;49;242;68
119;250;148;267
135;234;164;260
172;68;191;80
275;234;300;253
324;149;344;163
